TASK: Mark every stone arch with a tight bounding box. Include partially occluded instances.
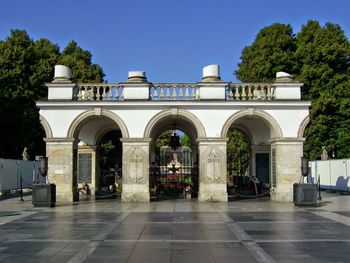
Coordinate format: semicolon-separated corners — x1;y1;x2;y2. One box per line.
221;109;283;139
143;108;206;139
39;115;53;138
67;109;129;139
298;115;310;139
227;124;254;144
94;124;120;146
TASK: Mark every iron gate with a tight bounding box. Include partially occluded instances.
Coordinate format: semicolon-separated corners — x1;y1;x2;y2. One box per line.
150;146;198;197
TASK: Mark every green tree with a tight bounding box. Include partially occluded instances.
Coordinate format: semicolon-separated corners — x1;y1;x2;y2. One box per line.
235;23;297;82
235;20;350;159
155;130;172;152
295;21;350;159
227;129;250;176
0;30;104;159
58;41;104;83
0;30;58;158
180;134;193;148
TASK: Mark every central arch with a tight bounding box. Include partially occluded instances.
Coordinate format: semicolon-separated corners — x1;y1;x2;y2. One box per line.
144;108;206;139
145;108;205;200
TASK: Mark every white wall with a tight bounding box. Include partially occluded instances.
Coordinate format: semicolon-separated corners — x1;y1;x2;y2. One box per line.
39;102;310;142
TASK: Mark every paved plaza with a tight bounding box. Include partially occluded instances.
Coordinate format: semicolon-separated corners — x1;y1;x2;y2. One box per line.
1;193;350;262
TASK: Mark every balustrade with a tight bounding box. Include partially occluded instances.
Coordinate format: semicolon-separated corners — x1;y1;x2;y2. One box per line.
226;83;275;101
75;84;123;101
75;82;276;101
150;83;199;101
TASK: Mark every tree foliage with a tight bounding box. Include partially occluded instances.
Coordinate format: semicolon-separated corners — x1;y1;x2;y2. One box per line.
58;41;104;83
154;130;172;153
235;23;297;82
235;20;350;159
227;129;250;176
0;29;104;159
180;134;193;148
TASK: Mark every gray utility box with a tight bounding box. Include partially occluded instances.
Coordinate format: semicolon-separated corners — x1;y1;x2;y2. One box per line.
293;183;317;206
32;184;56;207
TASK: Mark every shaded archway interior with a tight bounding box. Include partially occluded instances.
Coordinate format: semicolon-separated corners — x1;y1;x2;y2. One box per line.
149;116;199;143
73;116;123;146
226;115;275;196
72;115;124;200
227;115;272;145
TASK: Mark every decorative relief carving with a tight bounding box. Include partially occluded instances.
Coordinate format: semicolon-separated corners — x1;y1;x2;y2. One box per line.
123;147;148;184
200;145;226;184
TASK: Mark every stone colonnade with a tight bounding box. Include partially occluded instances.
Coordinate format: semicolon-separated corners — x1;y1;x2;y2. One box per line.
38;65;310;204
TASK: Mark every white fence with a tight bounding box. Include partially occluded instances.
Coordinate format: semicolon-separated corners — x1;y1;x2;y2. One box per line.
310;159;350;192
0;158;42;191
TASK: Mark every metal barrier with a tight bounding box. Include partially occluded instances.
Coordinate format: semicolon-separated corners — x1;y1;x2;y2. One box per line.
0;158;42;191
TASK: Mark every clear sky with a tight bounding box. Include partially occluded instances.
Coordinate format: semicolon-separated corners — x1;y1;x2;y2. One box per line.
1;0;349;83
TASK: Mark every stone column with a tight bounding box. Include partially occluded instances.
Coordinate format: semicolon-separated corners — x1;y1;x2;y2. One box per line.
270;139;304;201
120;138;151;202
197;138;228;202
45;138;77;203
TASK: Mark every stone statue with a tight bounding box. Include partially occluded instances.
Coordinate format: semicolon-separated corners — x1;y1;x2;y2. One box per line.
321;146;328;160
22;147;29;160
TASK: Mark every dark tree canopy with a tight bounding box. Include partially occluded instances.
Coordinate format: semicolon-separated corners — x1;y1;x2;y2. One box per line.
235;20;350;159
0;29;104;159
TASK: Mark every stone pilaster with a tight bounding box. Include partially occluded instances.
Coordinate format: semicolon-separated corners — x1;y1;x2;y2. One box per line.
45;138;77;203
197;138;228;202
120;138;151;202
77;145;96;196
270;139;304;201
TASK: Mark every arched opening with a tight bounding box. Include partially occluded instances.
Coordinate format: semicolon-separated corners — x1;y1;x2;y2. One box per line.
146;110;203;200
223;110;282;199
226;128;251;195
68;110;127;201
150;129;197;200
95;130;122;198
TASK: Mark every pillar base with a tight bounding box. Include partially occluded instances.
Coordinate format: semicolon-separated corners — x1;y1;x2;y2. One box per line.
121;184;150;202
270;184;293;201
198;184;228;202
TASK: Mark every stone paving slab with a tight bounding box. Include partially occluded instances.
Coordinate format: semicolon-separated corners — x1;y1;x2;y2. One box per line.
0;193;350;262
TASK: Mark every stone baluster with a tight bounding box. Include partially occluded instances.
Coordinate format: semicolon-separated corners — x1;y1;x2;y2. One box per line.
241;85;247;100
159;86;164;100
166;86;171;100
247;85;252;100
234;85;240;100
101;86;106;101
179;86;184;100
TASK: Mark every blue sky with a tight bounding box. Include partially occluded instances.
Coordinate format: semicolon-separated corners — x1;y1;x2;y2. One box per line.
1;0;349;83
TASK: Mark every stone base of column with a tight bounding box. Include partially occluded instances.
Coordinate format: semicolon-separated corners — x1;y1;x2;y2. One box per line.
121;184;150;202
198;184;228;202
55;185;74;203
270;184;293;201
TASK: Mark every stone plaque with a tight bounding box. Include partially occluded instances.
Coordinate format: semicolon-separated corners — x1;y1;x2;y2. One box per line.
78;153;92;183
271;149;276;187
